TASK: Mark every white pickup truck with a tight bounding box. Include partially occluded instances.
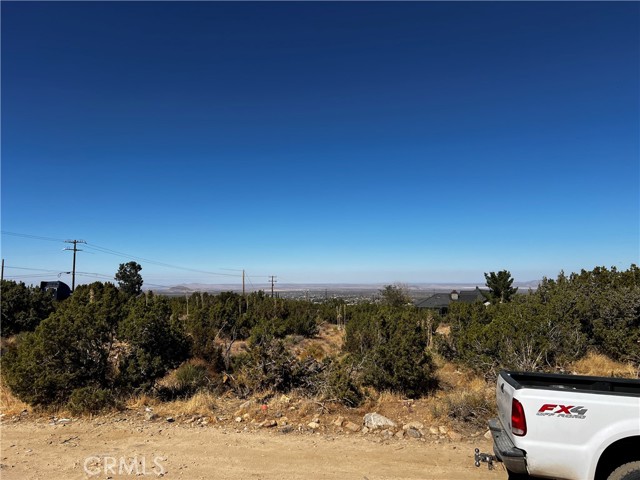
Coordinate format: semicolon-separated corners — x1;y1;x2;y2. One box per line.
475;370;640;480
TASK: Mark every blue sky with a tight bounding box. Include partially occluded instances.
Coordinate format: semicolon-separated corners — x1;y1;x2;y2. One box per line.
1;2;638;287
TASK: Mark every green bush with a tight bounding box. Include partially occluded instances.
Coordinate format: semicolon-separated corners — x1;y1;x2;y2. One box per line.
67;386;116;415
1;282;122;406
232;334;364;406
234;337;299;394
185;308;225;363
180;292;319;348
317;357;363;407
446;296;588;375
247;301;319;342
445;266;640;375
1;282;197;408
279;300;320;337
117;295;191;390
586;286;640;363
345;306;436;398
175;363;209;392
1;280;55;336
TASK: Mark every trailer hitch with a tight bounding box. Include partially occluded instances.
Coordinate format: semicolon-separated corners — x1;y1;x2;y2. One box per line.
474;448;497;470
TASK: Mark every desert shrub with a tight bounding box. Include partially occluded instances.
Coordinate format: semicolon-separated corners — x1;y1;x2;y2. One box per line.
442;389;495;429
341;303;381;355
175;363;210;392
345;307;436;398
184;308;227;364
538;267;640;364
446;266;640;375
447;296;587;375
247;319;277;345
279;300;320;337
60;282;127;327
316;357;363;407
1;280;55;336
182;293;319;371
588;287;640;363
232;334;347;400
298;342;325;361
379;284;412;307
432;332;456;361
234;337;301;394
247;301;319;343
1;283;122;406
155;362;213;400
497;300;585;370
444;302;496;371
182;292;253;361
1;282;197;407
67;386;116;415
117;295;191;390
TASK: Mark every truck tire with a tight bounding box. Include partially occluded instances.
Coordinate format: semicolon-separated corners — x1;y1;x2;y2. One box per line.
608;462;640;480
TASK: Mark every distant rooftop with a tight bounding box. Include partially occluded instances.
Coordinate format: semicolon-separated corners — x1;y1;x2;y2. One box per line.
415;286;489;312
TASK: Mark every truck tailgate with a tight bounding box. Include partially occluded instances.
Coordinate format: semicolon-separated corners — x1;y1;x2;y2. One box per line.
496;371;517;438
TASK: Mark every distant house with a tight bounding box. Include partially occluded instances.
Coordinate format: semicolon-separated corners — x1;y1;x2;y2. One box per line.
40;281;71;301
415;287;488;314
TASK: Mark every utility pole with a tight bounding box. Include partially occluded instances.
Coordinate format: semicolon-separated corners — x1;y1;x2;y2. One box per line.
1;258;4;283
64;239;86;292
269;275;277;298
242;269;245;297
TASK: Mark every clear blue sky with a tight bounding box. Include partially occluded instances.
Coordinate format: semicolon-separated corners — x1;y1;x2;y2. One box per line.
2;2;638;288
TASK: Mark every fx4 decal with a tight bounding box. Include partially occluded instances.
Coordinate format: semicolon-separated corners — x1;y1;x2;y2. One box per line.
536;404;588;419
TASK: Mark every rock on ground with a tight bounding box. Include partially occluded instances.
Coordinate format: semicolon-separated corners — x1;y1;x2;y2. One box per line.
363;413;397;429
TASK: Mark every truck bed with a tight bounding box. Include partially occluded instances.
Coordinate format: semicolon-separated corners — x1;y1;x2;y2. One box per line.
503;371;640;397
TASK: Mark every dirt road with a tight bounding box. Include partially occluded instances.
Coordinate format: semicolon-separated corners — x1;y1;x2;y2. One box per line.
1;418;506;480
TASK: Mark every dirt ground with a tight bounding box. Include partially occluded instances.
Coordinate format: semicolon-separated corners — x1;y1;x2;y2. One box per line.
1;416;507;480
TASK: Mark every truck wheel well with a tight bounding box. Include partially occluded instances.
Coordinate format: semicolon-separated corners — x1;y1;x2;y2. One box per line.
596;437;640;480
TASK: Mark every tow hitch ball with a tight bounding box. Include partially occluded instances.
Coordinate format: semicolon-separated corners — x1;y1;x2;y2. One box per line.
474;448;497;470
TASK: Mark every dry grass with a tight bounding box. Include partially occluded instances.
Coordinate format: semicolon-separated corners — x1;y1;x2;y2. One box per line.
0;378;75;419
126;391;218;417
293;323;344;361
421;357;495;430
436;359;487;391
155;358;213;390
430;387;494;429
0;379;30;416
330;359;497;433
125;394;160;411
569;352;638;378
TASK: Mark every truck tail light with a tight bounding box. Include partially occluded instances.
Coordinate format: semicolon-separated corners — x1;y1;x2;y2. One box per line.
511;398;527;436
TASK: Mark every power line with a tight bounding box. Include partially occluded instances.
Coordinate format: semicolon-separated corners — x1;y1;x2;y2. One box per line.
84;242;241;278
75;271;112;279
3;265;71;281
4;266;65;273
245;273;256;290
5;264;213;291
1;231;66;243
2;231;245;282
4;274;59;280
